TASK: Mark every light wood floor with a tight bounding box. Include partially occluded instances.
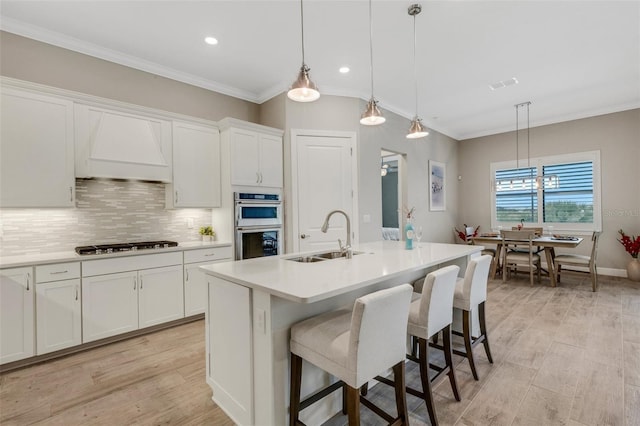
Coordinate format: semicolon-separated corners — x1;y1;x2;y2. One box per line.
1;273;639;425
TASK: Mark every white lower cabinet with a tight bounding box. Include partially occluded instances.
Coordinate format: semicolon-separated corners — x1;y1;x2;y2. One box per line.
183;246;233;316
35;262;82;355
0;267;34;364
82;252;184;343
82;271;139;343
138;265;184;328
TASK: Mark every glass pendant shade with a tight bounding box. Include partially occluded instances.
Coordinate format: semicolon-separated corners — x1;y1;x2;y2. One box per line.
288;64;320;102
406;116;429;139
360;98;386;125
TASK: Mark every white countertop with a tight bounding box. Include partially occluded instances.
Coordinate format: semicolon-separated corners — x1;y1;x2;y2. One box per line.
200;240;482;303
0;241;232;269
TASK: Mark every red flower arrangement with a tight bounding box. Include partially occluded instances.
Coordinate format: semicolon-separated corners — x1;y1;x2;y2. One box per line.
618;229;640;259
455;224;480;242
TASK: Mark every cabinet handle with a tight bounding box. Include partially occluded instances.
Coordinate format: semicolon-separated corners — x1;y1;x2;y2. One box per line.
260;173;263;184
133;276;137;290
69;186;73;202
75;286;79;301
175;191;179;203
26;272;30;291
204;253;215;257
186;270;189;281
51;270;68;275
256;172;260;183
140;278;143;290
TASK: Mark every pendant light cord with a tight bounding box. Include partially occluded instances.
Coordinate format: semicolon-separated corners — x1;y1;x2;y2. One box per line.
413;12;418;116
516;104;519;170
368;0;374;97
300;0;305;65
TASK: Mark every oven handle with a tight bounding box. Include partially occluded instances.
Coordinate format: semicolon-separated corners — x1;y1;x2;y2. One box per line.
235;225;282;231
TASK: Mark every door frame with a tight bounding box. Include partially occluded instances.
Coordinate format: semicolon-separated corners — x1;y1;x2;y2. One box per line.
290;129;359;253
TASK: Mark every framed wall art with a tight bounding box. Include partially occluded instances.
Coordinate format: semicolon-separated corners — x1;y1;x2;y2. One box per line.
429;160;446;211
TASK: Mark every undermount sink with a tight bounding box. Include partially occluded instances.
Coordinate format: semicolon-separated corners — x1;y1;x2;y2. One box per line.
286;250;365;263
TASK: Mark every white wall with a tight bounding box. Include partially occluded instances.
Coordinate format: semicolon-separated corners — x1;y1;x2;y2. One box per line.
458;109;640;272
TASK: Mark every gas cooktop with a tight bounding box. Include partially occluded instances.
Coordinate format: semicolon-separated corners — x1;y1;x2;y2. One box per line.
75;240;178;255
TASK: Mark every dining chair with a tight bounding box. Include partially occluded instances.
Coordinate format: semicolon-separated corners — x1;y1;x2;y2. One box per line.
502;230;541;286
512;226;543;236
555;231;601;292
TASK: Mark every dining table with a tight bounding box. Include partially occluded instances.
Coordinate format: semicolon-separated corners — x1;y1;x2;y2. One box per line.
471;234;583;287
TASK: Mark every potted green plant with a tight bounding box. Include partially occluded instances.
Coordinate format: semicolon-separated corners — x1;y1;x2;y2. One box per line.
199;226;215;242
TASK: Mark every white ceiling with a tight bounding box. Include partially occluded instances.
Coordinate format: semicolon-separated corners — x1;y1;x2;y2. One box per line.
1;1;639;140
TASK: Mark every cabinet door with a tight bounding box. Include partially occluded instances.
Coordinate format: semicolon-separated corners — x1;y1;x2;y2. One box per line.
171;122;221;208
0;87;74;207
230;128;261;186
82;271;138;343
36;279;81;355
138;265;184;328
0;267;34;364
258;133;283;188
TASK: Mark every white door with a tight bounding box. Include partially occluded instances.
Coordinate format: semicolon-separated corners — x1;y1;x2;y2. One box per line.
0;267;34;364
82;271;138;343
36;279;82;355
138;265;184;328
292;130;357;252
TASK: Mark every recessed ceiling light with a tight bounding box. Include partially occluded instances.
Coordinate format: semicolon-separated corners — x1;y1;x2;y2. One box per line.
489;77;518;90
204;37;218;45
339;66;350;74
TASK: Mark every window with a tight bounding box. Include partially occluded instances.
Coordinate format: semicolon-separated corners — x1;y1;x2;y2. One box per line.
491;151;601;232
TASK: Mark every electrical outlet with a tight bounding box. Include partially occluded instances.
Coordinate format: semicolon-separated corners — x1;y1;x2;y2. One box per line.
186;218;194;229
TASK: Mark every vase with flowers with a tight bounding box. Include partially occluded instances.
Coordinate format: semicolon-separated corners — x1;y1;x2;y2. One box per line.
403;206;415;250
618;229;640;281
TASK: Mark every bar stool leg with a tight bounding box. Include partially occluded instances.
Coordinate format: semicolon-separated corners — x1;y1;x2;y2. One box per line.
345;386;360;426
443;325;461;401
393;361;409;424
479;302;493;364
463;310;479;381
289;354;303;426
418;337;438;426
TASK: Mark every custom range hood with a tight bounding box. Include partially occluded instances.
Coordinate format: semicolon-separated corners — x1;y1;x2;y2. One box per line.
75;104;172;182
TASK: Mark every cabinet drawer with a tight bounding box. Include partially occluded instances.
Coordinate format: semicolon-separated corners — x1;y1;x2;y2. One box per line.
36;262;80;283
184;246;232;264
82;252;182;277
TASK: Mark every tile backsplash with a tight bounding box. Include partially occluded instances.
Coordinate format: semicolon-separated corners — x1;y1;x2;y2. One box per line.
0;179;214;257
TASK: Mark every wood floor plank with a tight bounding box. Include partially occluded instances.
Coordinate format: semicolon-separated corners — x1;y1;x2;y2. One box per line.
1;276;636;426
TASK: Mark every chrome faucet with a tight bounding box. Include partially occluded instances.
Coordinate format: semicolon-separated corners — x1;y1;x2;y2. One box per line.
321;209;352;258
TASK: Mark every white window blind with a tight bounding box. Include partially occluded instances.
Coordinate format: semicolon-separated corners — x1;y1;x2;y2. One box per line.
491;151;601;232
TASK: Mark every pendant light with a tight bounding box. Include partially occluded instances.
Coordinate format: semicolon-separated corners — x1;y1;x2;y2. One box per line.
495;102;559;192
406;4;428;139
287;0;320;102
360;0;385;125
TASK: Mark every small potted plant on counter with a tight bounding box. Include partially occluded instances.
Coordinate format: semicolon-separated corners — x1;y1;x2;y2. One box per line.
199;226;215;242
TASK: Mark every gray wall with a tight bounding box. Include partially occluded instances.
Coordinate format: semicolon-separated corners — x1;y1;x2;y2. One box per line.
0;31;260;123
264;93;460;250
458;109;640;271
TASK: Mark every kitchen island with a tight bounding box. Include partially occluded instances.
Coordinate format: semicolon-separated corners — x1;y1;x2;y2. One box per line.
200;240;482;426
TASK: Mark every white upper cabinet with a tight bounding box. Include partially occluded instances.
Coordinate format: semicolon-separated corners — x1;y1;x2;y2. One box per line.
219;118;283;188
0;86;75;207
75;104;172;182
167;121;221;208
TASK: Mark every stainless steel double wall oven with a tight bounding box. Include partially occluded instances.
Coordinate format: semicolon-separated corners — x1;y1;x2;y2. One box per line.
234;193;283;260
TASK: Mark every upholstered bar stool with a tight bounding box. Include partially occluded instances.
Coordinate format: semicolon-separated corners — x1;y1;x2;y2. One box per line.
390;265;461;426
289;284;413;426
452;255;494;381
